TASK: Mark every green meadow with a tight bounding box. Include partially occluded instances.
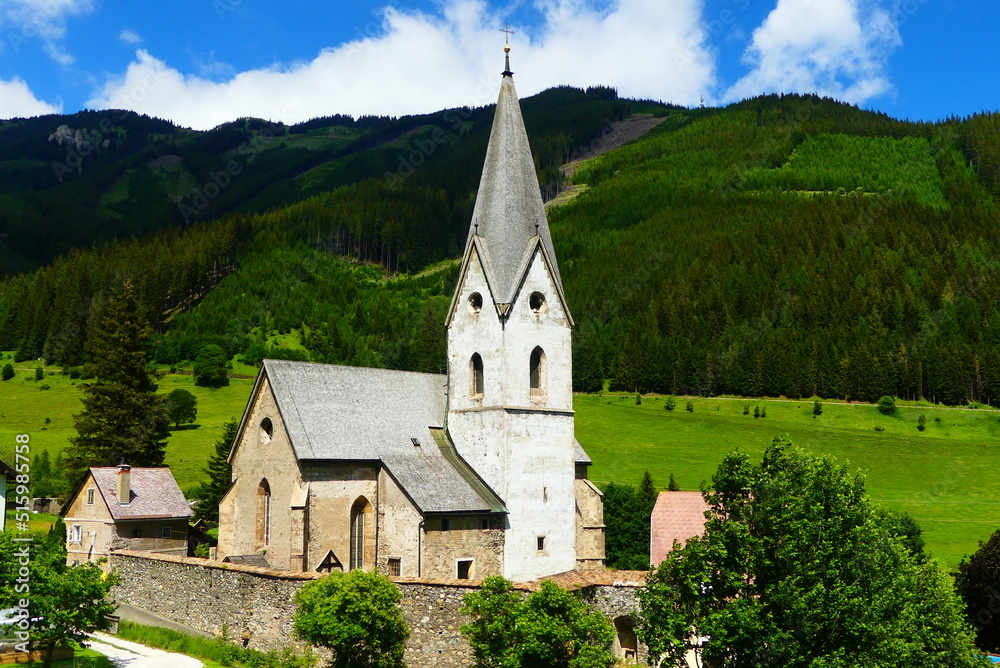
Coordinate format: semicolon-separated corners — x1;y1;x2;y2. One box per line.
0;358;252;493
1;356;997;570
576;394;1000;570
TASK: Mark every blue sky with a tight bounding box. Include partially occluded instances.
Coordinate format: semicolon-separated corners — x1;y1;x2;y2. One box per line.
0;0;996;130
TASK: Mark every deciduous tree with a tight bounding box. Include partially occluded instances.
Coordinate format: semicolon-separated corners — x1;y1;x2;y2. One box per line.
165;388;198;427
956;529;1000;652
462;576;616;668
638;440;983;668
294;569;408;668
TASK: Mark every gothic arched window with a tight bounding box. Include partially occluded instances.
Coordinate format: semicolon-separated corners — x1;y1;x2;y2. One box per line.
350;497;372;571
256;479;271;550
471;353;484;398
530;347;545;398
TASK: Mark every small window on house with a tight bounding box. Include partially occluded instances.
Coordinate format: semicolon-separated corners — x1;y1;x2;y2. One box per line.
388;558;401;577
132;528;142;539
470;354;484;398
537;536;546;552
441;518;451;532
69;525;82;543
468;292;483;314
260;418;273;444
457;559;473;580
529;347;545;398
161;527;172;539
87;488;95;505
529;292;546;313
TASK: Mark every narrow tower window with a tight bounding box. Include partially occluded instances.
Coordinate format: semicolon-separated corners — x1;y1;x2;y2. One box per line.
260;418;273;445
256;479;271;550
468;292;483;314
350;498;371;570
471;353;484;398
530;347;545;398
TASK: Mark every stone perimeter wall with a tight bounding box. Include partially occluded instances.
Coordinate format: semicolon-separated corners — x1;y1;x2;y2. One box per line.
109;551;645;668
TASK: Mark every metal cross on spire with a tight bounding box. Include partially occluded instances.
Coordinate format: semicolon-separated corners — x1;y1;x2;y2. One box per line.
500;24;515;76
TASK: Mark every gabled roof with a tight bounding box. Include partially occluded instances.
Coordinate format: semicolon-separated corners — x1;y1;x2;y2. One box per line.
87;467;192;521
0;459;14;478
252;360;507;515
649;491;710;567
459;55;565;309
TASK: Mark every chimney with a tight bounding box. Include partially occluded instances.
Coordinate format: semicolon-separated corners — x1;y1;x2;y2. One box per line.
116;464;131;505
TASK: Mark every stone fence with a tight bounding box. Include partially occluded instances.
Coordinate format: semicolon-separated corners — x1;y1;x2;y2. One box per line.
108;550;647;667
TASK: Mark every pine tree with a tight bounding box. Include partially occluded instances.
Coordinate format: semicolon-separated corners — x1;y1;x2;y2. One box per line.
638;470;658;513
64;282;168;483
191;419;239;525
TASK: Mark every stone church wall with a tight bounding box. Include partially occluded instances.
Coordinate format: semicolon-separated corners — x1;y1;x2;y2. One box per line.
109;551;646;667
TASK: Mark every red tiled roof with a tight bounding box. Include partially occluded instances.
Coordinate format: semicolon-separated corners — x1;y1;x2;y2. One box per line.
650;491;710;567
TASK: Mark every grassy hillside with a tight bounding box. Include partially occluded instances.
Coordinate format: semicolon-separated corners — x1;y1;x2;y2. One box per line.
576;393;999;570
0;360;993;570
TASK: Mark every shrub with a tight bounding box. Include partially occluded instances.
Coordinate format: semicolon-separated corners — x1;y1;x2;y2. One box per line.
754;406;760;419
635;394;641;405
1;364;13;381
813;399;823;416
877;396;896;415
35;366;44;381
686;400;694;412
917;414;926;431
664;396;676;411
743;403;750;415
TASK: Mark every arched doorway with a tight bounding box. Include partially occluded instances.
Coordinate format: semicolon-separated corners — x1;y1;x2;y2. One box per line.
612;616;638;662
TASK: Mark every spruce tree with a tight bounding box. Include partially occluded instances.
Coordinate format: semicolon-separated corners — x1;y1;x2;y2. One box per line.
191;419;239;524
64;282;168;483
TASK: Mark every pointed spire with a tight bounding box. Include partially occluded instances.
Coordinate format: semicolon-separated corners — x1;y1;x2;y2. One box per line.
459;39;566;310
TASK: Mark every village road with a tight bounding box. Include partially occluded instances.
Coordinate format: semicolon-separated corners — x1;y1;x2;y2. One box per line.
86;632;203;668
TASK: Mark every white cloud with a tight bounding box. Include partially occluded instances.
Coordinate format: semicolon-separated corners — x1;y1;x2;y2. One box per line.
724;0;901;104
119;28;141;44
87;0;715;130
1;0;96;63
0;76;60;118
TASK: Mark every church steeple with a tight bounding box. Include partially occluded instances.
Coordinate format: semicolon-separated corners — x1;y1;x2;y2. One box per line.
451;40;569;321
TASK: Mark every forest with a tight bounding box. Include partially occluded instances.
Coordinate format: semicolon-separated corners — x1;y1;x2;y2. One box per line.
3;90;1000;405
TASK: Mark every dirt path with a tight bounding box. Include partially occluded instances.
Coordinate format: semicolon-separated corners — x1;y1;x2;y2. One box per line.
87;633;203;668
546;114;666;209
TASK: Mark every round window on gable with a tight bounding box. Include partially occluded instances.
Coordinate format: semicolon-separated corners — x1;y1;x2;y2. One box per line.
529;292;546;314
260;417;273;445
468;292;483;314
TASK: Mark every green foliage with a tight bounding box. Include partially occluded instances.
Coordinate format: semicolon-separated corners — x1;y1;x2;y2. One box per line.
193;344;230;387
34;366;43;380
602;481;651;570
663;396;676;411
918;413;927;431
742;134;949;208
956;529;1000;653
64;282;168;482
667;473;680;492
461;576;616;668
189;418;239;525
634;393;641;405
743;403;750;415
637;440;983;668
165;388;198;427
294;569;408;668
760;406;766;418
753;406;760;418
0;529;118;665
877;395;896;415
812;399;823;416
637;470;658;512
1;363;12;380
685;400;693;413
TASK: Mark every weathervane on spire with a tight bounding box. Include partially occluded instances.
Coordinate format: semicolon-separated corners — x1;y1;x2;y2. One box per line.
500;24;515;76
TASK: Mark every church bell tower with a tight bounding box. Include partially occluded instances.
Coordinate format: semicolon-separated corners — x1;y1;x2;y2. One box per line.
445;39;578;581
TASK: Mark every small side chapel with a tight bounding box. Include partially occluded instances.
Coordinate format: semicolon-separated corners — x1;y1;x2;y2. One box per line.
217;44;605;583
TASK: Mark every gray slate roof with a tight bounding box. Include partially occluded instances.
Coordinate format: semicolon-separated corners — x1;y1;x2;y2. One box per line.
465;66;564;306
262;360;504;514
90;467;192;521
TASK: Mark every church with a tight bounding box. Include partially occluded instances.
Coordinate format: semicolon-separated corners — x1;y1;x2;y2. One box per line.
217;44;605;583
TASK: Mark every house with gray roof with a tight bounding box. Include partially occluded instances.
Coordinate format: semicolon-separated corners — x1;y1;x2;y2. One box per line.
218;45;605;582
62;464;192;565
